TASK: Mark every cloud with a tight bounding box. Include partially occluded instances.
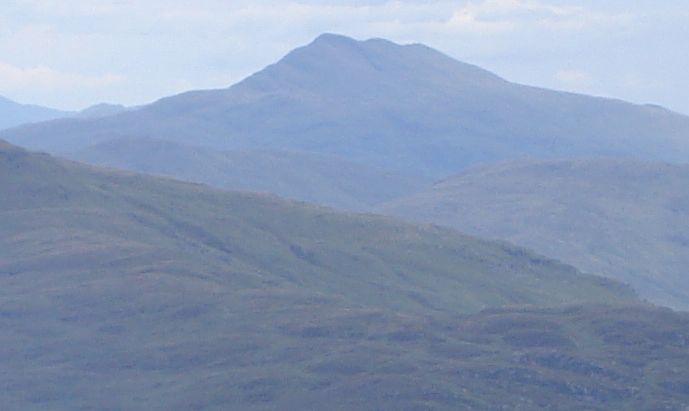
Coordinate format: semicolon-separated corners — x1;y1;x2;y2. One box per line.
446;5;516;34
0;61;123;91
555;69;593;88
443;0;632;33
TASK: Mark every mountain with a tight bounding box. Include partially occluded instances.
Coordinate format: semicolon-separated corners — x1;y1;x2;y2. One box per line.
379;159;689;310
69;137;430;210
5;140;678;410
0;95;72;130
77;103;127;119
0;139;632;316
3;34;689;176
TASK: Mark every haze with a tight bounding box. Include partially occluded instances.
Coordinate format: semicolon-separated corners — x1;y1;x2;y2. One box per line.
2;0;688;114
3;2;689;410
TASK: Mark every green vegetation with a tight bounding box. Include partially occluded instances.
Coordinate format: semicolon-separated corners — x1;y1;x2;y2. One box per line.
380;158;689;310
0;141;633;315
2;141;671;410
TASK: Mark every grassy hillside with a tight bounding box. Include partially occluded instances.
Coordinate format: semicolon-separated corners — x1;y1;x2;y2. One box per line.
4;296;689;410
1;140;667;409
69;137;430;210
380;159;689;310
0;141;634;315
3;34;689;175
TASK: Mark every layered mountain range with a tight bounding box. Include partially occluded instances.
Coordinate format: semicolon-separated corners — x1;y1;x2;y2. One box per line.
3;33;689;176
7;139;680;410
0;96;71;130
3;33;689;409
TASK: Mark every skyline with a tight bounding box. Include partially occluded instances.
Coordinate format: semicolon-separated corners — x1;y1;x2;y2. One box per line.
2;0;688;115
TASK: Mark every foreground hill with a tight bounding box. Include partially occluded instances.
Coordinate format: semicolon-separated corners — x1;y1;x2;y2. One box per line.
0;139;631;315
69;137;430;209
5;298;689;410
0;95;71;130
380;159;689;310
3;140;676;409
3;34;689;175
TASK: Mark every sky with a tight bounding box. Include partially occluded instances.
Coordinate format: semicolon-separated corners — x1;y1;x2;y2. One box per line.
1;0;688;114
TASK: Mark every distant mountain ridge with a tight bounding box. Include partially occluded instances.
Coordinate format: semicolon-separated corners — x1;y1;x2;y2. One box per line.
70;137;430;209
0;95;72;130
77;103;127;119
3;33;689;175
379;158;689;310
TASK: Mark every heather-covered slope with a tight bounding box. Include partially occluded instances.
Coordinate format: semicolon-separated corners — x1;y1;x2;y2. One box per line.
3;34;689;175
380;159;689;310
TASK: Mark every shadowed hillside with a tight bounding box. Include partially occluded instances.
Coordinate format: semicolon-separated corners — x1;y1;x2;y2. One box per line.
69;137;430;210
0;96;71;130
3;34;689;176
380;159;689;310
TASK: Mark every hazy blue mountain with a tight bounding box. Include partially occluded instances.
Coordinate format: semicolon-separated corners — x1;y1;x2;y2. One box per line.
380;159;689;310
69;137;431;210
0;95;72;130
3;34;689;176
9;139;689;410
77;103;127;119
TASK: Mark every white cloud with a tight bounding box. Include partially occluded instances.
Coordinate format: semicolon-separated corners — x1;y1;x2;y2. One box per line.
443;0;632;33
555;69;592;88
457;0;579;17
0;61;123;91
446;6;516;34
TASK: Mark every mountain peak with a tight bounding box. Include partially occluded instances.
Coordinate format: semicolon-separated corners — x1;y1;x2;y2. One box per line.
311;32;358;46
239;33;503;95
310;33;397;49
78;103;127;119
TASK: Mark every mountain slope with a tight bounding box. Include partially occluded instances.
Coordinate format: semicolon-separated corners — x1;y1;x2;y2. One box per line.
10;140;689;410
3;34;689;175
0;95;72;130
77;103;127;119
6;299;689;410
69;137;430;210
379;159;689;310
0;140;634;314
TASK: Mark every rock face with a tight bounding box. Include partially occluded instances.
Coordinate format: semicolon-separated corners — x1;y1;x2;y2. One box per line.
3;34;689;176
